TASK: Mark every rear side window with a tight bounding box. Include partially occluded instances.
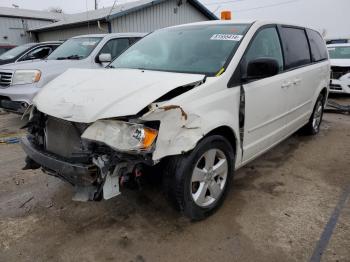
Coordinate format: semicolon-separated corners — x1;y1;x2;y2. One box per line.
279;27;311;70
306;29;328;62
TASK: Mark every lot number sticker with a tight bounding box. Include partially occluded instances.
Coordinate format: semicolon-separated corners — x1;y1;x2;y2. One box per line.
210;34;243;41
82;41;98;46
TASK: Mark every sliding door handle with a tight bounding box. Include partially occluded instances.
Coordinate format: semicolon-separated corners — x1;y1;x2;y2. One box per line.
281;81;292;88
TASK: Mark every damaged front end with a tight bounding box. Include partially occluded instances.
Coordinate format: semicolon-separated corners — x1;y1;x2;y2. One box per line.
21;107;160;201
20;71;208;202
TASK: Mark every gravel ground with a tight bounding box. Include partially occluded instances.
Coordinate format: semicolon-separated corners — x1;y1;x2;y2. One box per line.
0;96;349;262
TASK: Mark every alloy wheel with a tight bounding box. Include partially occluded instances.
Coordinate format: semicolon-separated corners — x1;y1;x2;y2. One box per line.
312;100;323;132
190;149;228;207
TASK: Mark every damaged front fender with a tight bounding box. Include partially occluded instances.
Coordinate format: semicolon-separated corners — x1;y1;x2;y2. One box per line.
141;104;203;160
140;86;241;162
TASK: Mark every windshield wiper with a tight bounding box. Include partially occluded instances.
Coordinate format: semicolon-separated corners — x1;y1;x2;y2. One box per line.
56;55;83;60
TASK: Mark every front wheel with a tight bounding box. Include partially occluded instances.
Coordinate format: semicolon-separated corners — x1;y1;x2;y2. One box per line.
163;135;235;221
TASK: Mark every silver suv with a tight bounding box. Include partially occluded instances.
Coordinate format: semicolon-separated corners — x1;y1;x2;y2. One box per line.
0;33;145;113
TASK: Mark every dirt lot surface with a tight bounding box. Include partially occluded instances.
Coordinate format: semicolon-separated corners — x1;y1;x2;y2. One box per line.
0;97;349;262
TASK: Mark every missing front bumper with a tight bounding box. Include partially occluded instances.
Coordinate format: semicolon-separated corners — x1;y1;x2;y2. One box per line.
21;136;143;201
21;136;97;186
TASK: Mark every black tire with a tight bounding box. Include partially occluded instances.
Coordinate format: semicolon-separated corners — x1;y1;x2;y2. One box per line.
301;93;325;135
162;135;235;221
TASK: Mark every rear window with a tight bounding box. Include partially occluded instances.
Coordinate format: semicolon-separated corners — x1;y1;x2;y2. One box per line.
279;27;311;70
306;29;328;62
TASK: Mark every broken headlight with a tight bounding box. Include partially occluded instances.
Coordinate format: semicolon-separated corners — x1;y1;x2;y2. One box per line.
81;120;158;152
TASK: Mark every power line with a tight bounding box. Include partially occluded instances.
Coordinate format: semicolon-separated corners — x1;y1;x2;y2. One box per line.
206;0;299;11
202;0;246;6
86;0;90;33
107;0;118;19
236;0;300;12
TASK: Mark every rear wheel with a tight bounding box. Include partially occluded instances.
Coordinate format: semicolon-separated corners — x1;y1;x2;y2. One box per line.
163;135;235;220
301;94;325;135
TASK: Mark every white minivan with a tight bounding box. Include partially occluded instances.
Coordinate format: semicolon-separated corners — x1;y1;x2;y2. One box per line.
21;20;330;220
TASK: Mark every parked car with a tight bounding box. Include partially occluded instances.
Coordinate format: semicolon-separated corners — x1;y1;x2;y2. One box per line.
0;42;62;65
327;43;350;94
326;39;349;45
0;33;145;113
21;21;330;220
0;44;16;56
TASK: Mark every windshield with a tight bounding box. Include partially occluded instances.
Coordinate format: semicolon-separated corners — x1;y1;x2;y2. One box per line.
110;24;250;75
0;47;12;56
328;46;350;59
48;37;102;60
0;44;34;60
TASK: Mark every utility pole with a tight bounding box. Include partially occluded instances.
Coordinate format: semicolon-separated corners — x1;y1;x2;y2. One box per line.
95;0;98;10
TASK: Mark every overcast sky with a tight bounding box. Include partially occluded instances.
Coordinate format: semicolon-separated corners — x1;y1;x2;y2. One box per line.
0;0;348;38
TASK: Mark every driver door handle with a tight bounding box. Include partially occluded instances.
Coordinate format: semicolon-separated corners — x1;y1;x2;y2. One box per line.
293;78;302;85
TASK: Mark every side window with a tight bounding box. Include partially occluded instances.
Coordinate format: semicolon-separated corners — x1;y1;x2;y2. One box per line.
244;27;284;73
19;46;52;61
99;38;130;60
306;29;328;62
279;27;311;70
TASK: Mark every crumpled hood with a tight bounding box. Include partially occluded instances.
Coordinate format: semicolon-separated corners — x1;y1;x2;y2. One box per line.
34;68;205;123
330;59;350;67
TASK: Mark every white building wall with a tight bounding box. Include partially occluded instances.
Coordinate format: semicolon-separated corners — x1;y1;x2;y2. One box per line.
36;0;209;42
111;0;208;33
0;16;52;45
37;23;109;42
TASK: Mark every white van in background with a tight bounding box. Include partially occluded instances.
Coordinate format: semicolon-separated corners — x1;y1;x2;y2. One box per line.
0;33;145;113
327;43;350;94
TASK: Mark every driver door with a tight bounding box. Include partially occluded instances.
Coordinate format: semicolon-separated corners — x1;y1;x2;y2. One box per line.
241;26;290;163
97;38;131;66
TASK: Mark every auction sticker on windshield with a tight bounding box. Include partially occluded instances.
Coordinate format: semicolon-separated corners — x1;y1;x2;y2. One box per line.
210;34;243;41
82;41;98;46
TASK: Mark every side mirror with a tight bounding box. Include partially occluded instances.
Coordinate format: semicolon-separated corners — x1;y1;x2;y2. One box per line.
244;58;279;81
98;53;111;63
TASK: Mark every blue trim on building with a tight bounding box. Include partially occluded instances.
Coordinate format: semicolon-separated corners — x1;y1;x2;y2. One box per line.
188;0;218;20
